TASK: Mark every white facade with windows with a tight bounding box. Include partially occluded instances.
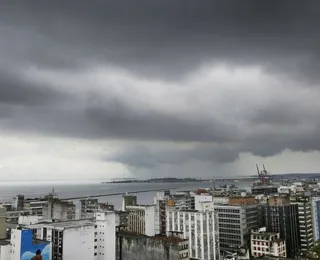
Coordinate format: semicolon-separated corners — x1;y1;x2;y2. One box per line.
251;230;286;258
126;205;156;236
215;204;259;254
166;209;218;260
95;211;119;260
28;220;95;260
194;195;213;211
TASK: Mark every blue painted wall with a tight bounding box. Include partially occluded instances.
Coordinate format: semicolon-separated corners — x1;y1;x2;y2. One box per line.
20;229;51;260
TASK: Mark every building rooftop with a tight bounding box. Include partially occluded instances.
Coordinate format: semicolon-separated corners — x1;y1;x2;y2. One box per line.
126;205;155;209
33;238;48;245
117;231;187;244
0;239;10;246
152;235;187;243
27;219;94;230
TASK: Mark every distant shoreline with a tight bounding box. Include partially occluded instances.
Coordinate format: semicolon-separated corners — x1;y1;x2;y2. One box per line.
102;178;209;184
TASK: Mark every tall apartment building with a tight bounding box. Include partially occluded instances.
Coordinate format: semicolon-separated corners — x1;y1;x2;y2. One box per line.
126;205;157;236
215;197;259;254
290;195;313;251
95;211;119;260
311;197;320;241
153;191;210;236
166;209;218;260
154;199;167;235
265;196;300;257
250;229;286;258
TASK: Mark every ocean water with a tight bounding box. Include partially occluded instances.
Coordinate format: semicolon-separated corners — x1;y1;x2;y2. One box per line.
0;181;248;210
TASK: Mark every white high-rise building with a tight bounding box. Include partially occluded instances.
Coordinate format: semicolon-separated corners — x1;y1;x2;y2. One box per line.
95;211;119;260
166;209;218;260
126;205;157;236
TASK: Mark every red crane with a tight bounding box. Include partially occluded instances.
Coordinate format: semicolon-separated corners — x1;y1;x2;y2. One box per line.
256;164;270;185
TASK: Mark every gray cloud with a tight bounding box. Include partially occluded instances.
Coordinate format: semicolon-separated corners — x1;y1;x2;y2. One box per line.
0;69;68;106
0;1;320;177
1;1;320;79
109;144;240;169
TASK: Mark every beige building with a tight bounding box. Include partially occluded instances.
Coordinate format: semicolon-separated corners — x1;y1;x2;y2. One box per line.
0;207;6;239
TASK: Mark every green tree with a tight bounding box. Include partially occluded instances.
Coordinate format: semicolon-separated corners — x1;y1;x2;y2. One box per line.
313;241;320;258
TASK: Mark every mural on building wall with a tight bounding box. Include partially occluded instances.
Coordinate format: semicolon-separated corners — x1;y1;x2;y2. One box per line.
20;229;51;260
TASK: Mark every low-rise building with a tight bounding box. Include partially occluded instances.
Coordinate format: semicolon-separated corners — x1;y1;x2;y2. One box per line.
251;229;286;258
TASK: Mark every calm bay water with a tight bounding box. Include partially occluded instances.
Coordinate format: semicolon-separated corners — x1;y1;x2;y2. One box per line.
0;181;249;210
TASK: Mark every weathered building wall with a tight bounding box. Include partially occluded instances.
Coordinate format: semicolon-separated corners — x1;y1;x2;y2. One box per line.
117;234;184;260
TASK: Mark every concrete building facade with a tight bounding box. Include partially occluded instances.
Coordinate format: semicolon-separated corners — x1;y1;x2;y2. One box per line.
311;196;320;241
251;229;286;258
265;196;300;258
215;203;259;254
126;205;156;236
0;208;6;240
29;220;96;260
290;195;313;251
0;240;10;260
116;231;189;260
11;228;52;260
166;209;218;260
42;199;75;221
122;195;137;211
95;211;119;260
12;195;24;211
194;195;213;211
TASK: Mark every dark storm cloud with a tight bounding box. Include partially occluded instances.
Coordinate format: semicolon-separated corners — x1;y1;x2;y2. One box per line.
85;105;239;142
109;145;239;169
0;69;68;106
1;0;320;79
1;0;320;172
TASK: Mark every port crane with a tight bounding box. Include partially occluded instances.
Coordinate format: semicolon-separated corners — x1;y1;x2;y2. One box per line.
256;164;270;185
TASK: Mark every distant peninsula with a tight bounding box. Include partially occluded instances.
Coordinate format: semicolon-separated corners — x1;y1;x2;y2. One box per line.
102;178;207;184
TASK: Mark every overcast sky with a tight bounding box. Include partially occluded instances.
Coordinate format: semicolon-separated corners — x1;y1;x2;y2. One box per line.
1;0;320;181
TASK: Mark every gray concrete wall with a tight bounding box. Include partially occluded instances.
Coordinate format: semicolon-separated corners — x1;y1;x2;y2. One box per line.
117;234;181;260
